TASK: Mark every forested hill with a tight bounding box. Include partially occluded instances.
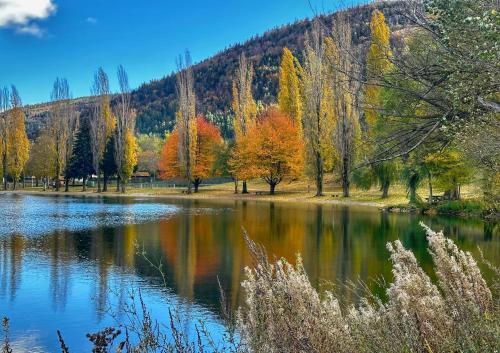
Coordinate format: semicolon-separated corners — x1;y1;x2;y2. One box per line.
132;1;411;135
25;1;411;138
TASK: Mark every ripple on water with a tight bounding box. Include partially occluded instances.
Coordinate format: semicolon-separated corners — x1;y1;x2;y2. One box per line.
0;194;180;237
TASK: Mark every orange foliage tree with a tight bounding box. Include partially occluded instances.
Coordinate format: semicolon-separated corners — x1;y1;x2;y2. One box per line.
159;116;223;192
245;107;304;194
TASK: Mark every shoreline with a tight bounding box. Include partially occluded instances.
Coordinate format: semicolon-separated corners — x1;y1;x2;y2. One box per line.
4;188;495;220
3;188;385;208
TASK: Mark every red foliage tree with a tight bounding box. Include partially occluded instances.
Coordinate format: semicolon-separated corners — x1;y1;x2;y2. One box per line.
247;107;304;194
159;116;223;192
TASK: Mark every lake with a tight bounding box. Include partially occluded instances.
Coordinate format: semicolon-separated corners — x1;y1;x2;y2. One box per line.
0;193;498;352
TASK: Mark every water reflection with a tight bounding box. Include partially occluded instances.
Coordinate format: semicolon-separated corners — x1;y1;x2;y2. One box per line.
0;195;498;351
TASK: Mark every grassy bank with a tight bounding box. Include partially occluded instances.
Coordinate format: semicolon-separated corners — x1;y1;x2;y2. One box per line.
4;178;489;214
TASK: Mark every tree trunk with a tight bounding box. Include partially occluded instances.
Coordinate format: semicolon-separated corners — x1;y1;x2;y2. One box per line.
270;182;276;195
315;152;323;197
96;171;101;193
342;157;350;197
194;178;201;193
22;173;26;189
64;178;69;192
121;181;126;194
116;176;120;192
409;187;417;204
55;164;60;191
13;179;16;190
381;180;390;199
2;153;7;191
233;179;238;194
35;177;39;188
428;172;433;204
83;177;87;192
103;175;108;192
242;181;248;194
43;177;47;191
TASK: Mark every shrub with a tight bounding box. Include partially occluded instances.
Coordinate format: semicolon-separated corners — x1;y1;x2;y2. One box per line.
237;223;500;353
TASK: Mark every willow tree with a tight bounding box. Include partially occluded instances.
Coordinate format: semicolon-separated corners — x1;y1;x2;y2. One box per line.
278;48;303;130
331;15;361;197
114;65;137;193
0;87;9;190
176;51;197;194
301;20;335;196
231;53;257;194
7;86;29;190
49;78;75;191
90;67;112;193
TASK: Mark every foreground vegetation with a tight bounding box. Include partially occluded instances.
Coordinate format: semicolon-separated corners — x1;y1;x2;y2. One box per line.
2;224;498;352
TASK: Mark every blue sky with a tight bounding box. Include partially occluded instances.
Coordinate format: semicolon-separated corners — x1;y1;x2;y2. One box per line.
0;0;364;105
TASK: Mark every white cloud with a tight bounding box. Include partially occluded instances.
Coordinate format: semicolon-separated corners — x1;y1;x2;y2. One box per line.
16;23;44;37
85;16;97;25
0;0;56;37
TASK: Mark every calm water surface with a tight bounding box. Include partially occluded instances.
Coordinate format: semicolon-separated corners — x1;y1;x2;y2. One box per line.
0;193;498;352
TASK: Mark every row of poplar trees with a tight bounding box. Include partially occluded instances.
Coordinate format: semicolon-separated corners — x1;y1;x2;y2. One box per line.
164;10;392;197
1;66;137;193
0;86;30;190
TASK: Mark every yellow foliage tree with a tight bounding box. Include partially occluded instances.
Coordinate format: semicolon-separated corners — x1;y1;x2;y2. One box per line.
231;53;257;193
365;9;392;130
232;54;257;140
301;21;336;196
176;53;197;194
8;106;29;189
121;129;137;184
278;48;303;129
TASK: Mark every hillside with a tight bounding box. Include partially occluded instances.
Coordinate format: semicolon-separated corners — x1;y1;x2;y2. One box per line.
25;1;411;139
132;1;411;135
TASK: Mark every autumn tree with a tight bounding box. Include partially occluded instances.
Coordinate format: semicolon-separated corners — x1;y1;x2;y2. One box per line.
121;130;137;189
114;65;137;193
49;78;74;191
278;48;302;129
7;86;29;190
136;134;163;181
101;133;117;192
364;10;392;129
246;108;304;194
174;52;197;194
90;67;113;193
331;15;361;197
231;53;257;194
25;130;56;190
0;87;9;190
301;20;335;196
357;10;397;198
159;116;222;192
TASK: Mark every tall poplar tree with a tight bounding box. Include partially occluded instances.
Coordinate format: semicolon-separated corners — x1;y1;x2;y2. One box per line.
176;51;197;194
7;86;29;190
278;48;303;130
90;67;111;193
301;20;334;196
331;15;361;197
49;78;73;191
361;10;398;198
0;87;9;190
114;65;137;193
231;53;257;194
